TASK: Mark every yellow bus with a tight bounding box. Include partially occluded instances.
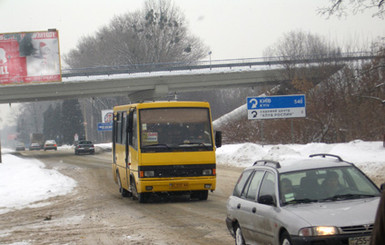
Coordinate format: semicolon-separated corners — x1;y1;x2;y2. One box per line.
112;101;222;203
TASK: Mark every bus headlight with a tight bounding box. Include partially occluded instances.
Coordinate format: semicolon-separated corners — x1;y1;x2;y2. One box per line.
202;169;212;176
299;226;338;236
144;171;155;177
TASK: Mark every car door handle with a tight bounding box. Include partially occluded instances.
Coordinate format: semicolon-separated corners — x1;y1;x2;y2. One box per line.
237;204;241;209
252;207;257;213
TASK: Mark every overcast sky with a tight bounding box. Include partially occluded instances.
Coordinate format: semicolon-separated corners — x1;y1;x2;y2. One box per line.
0;0;384;61
0;0;384;128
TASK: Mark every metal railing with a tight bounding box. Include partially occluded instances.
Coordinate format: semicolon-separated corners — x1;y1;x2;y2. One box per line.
61;52;382;78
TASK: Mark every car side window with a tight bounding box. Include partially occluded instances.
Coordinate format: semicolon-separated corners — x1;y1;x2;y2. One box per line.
244;171;265;201
258;172;277;205
233;170;253;197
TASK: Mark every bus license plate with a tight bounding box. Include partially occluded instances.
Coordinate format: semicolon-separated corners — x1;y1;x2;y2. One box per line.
349;236;370;245
170;183;189;189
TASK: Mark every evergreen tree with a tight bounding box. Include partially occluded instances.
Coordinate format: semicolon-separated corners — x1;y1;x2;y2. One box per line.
43;105;54;139
60;99;85;144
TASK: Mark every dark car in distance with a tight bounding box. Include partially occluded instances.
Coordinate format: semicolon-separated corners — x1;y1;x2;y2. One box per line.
29;142;41;151
15;142;25;151
74;140;95;155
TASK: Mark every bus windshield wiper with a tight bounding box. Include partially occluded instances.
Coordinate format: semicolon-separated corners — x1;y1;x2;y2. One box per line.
179;142;210;149
142;143;171;149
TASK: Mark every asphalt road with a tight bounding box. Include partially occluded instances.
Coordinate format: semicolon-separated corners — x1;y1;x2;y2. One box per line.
0;148;242;245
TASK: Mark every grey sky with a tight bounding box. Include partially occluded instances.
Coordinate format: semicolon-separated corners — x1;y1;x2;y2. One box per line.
0;0;384;128
0;0;384;61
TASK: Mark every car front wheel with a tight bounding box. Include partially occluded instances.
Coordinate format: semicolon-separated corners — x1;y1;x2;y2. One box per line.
280;231;292;245
235;225;245;245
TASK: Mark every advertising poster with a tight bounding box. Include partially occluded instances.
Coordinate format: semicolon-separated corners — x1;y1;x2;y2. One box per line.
101;110;113;123
0;30;61;85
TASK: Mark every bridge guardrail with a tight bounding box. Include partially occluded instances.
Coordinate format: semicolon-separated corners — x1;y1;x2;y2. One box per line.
61;52;381;78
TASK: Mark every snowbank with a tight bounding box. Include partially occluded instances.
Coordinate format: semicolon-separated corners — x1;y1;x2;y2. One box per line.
0;140;384;215
0;152;77;215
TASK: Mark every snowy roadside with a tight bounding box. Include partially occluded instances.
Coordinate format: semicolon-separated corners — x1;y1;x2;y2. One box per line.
1;140;384;215
0;149;77;215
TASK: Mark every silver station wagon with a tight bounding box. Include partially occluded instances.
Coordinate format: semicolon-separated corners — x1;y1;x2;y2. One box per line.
226;154;382;245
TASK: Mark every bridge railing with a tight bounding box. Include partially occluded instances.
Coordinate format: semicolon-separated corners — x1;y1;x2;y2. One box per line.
61;51;380;78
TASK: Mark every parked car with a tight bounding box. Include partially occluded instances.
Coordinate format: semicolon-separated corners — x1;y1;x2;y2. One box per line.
226;154;382;245
29;142;41;151
43;140;57;151
15;142;25;151
74;140;95;155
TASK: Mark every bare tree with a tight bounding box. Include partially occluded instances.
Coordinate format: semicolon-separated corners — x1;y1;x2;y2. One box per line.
64;0;208;68
318;0;385;18
263;31;341;95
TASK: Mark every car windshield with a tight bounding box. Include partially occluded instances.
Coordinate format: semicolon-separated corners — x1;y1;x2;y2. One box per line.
139;108;213;152
279;166;381;206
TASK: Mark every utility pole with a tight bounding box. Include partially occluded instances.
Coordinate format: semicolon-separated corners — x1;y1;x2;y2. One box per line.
0;129;2;164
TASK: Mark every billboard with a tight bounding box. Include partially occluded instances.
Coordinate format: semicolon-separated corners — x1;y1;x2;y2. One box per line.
0;30;61;85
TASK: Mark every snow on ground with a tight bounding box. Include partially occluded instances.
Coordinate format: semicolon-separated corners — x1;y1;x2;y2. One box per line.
1;140;384;215
0;148;77;215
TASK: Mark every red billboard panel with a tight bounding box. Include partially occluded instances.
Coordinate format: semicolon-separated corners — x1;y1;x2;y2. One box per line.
0;30;61;85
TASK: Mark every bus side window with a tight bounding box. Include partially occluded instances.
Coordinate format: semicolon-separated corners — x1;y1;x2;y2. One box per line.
116;112;122;144
127;109;138;150
132;110;138;150
122;112;127;145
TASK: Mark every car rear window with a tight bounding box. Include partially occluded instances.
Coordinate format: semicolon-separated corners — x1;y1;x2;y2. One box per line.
80;141;93;144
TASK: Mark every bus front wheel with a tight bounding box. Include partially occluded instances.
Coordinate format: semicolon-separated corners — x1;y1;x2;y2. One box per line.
130;176;148;203
191;190;208;200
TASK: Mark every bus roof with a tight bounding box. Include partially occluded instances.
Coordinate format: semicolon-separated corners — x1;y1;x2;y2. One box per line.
113;101;211;111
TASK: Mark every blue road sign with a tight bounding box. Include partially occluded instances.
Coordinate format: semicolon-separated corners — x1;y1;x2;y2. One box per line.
97;122;112;131
247;94;306;120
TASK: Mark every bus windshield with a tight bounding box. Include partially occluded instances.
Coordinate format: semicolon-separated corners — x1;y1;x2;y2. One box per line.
139;107;213;152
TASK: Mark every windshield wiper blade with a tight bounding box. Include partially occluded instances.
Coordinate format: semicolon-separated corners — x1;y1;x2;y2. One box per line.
285;198;318;204
322;194;377;201
142;143;171;149
179;142;210;149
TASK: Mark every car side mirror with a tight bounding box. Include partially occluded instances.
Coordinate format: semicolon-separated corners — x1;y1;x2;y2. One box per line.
215;131;222;148
381;183;385;191
258;195;276;206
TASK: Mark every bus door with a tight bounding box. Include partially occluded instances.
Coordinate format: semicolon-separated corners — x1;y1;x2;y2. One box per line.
125;109;135;187
122;111;129;185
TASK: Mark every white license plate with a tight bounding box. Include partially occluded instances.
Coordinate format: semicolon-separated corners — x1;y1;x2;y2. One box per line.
349;236;370;245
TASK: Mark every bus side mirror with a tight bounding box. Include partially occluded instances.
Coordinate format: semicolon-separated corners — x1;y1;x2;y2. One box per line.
215;131;222;148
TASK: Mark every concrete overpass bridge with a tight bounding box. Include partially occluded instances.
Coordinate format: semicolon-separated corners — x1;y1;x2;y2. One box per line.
0;52;377;104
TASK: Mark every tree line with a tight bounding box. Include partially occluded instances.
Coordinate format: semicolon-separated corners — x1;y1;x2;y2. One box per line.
216;32;385;144
14;0;385;146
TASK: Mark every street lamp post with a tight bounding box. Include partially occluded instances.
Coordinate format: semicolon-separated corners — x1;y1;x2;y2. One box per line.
208;51;212;70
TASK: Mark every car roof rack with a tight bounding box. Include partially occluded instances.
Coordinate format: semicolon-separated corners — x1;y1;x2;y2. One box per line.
309;153;343;162
253;160;281;168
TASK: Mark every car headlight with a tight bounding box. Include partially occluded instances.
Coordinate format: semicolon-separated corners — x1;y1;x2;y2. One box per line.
299;226;338;236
